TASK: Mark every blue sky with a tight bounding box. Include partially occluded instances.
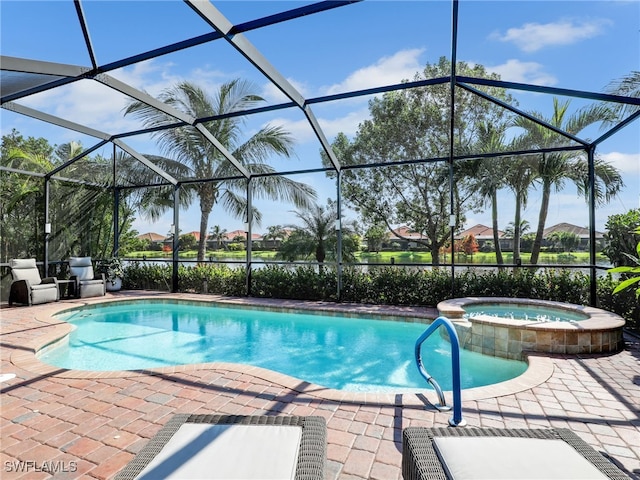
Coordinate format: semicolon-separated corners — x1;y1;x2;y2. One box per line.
2;1;639;236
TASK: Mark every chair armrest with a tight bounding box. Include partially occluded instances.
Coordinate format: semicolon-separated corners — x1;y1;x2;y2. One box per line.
9;279;30;306
42;276;58;285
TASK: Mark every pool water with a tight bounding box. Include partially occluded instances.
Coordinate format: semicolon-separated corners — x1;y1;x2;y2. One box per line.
463;303;588;323
40;301;527;392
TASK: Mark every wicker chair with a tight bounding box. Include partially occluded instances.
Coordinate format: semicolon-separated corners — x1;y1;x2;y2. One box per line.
68;256;105;298
8;258;59;306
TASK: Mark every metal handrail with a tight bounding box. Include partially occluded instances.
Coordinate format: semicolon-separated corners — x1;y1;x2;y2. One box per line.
414;316;466;426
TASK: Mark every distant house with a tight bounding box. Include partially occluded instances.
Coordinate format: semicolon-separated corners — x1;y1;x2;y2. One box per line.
386;226;427;249
455;224;504;248
136;232;166;247
225;230;262;243
205;230;263;249
542;223;604;250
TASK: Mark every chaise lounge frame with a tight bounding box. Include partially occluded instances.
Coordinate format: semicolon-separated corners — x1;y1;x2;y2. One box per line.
402;427;630;480
115;414;326;480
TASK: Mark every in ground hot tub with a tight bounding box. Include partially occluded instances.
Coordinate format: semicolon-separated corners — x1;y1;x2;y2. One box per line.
437;297;626;360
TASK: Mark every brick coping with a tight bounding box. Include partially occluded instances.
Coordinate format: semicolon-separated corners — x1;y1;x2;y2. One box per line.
7;291;555;404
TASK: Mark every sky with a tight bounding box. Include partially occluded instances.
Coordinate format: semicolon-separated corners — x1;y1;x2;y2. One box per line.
1;0;639;238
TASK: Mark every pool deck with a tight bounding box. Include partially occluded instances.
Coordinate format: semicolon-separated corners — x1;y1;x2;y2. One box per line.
1;291;639;479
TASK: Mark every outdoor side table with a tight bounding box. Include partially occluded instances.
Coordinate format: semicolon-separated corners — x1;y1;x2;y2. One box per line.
56;279;75;299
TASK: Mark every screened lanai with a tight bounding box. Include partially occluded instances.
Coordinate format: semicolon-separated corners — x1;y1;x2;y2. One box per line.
1;0;639;305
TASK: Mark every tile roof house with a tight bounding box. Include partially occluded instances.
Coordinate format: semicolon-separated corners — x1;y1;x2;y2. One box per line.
136;232;166;243
542;223;605;249
456;224;505;242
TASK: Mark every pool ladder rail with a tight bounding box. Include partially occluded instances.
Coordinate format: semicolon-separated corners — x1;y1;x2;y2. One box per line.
414;316;466;427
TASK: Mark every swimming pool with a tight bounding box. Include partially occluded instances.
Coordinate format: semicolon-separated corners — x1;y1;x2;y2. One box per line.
40;300;528;392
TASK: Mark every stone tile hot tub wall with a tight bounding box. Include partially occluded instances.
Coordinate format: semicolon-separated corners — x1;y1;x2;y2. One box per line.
437;297;626;360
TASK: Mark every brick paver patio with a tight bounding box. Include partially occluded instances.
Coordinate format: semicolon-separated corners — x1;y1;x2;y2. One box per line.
1;291;638;479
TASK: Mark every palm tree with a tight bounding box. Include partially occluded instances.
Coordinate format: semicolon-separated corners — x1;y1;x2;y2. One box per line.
503;154;536;265
263;224;286;250
124;79;316;262
208;225;227;250
503;219;531;262
278;199;357;270
605;71;640;120
513;98;623;264
466;120;511;264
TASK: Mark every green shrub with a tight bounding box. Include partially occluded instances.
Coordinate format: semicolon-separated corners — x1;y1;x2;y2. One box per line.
179;264;245;296
123;262;171;291
597;275;639;332
251;265;337;301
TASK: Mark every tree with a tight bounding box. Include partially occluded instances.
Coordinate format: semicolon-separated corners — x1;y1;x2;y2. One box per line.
603;209;640;267
278;199;358;270
328;58;515;265
209;225;227;250
124;79;316;262
1;135;117;262
460;234;479;257
604;71;640;121
503;219;531;262
263;225;287;250
608;226;640;298
513;98;623;264
464;121;512;264
548;231;580;252
179;233;198;251
364;223;387;253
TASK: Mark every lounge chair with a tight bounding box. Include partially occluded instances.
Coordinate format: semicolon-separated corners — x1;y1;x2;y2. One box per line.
8;258;59;306
402;427;629;480
68;256;106;298
115;414;326;480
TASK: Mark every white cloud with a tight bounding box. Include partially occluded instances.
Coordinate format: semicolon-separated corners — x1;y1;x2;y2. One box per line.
22;78;140;135
266;106;369;146
487;59;557;86
492;19;612;53
261;77;310;104
260;49;426;146
323;48;425;95
600;151;640;175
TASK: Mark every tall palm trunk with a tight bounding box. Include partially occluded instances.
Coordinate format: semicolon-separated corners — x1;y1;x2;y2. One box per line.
316;241;326;273
513;190;523;265
197;189;215;262
530;179;551;265
491;190;504;264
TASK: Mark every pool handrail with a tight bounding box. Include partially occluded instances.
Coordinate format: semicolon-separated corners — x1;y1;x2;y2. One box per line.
414;316;466;427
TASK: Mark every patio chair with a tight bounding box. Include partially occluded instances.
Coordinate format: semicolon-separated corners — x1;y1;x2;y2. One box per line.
8;258;59;306
68;256;106;298
115;414;326;480
402;427;629;480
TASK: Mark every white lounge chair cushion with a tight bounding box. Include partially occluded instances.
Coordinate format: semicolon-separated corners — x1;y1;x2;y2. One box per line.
69;257;95;280
10;258;43;284
432;436;608;480
136;423;302;479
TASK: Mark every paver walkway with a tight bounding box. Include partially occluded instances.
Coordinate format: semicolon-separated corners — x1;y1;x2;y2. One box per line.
1;292;639;479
